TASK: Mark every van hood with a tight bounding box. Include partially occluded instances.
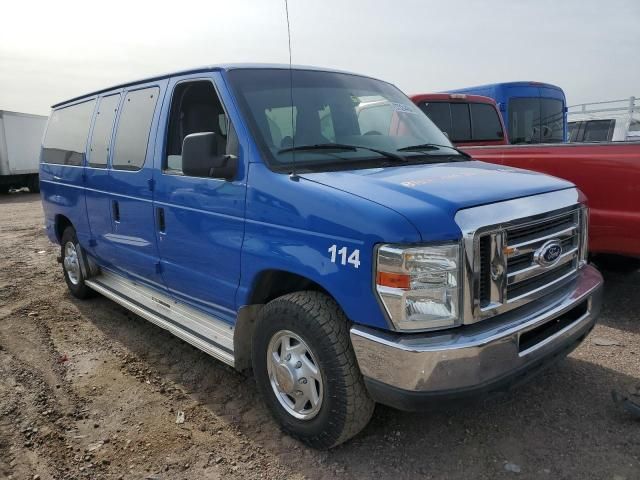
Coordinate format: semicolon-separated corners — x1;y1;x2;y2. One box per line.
300;160;575;242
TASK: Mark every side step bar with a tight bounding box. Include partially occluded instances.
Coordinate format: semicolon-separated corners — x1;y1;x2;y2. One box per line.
86;270;235;367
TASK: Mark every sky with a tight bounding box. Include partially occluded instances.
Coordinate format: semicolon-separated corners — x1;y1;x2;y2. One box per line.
1;0;638;116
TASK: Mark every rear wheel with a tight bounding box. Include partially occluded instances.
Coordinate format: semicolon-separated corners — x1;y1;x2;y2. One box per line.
27;175;40;193
252;291;374;449
61;227;94;299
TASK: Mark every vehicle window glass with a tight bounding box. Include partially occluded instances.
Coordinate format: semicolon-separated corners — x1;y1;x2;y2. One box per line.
319;105;336;141
165;81;235;175
583;119;614;142
112;87;159;171
357;99;393;136
42;100;96;165
540;98;564;143
419;102;451;137
450;103;471;141
469;103;503;140
509;97;564;144
228;68;452;171
265;106;297;147
88;94;120;167
627;120;640;132
568;121;581;142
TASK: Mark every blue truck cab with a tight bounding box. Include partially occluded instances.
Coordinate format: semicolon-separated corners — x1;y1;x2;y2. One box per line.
448;81;567;144
40;65;602;448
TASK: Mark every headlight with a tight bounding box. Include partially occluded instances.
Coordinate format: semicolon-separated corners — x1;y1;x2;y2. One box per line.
376;242;461;331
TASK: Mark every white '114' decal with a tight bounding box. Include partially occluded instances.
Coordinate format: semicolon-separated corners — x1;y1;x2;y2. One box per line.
328;245;361;268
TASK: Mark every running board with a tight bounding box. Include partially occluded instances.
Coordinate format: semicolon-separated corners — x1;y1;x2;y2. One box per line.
86;270;235;367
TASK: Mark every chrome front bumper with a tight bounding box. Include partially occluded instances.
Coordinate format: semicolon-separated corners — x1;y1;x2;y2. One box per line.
350;264;603;410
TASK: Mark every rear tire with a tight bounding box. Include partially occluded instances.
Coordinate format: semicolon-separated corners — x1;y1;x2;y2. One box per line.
28;175;40;193
252;291;374;449
61;227;94;299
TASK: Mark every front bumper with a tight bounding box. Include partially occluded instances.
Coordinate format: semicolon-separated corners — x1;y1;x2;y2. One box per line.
350;264;603;411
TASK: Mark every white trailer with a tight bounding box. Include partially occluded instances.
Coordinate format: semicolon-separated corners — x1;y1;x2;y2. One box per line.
0;110;48;193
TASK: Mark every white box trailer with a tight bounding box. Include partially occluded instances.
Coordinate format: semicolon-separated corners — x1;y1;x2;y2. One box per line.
0;110;48;193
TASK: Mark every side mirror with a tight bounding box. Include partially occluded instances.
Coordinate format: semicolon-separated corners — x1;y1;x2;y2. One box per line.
181;132;238;180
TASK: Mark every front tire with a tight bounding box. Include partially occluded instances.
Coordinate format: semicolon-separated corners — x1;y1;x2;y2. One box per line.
252;291;374;449
61;227;94;299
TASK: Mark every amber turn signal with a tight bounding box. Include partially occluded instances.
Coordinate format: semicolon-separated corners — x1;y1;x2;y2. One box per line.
376;271;410;289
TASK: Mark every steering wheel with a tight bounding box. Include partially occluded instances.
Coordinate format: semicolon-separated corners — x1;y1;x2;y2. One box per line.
363;130;382;136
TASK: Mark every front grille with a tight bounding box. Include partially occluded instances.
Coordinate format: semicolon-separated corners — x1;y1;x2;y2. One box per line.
476;208;582;318
507;262;574;299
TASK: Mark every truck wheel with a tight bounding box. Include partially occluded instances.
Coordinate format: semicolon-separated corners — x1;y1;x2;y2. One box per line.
28;175;40;193
61;227;93;299
252;291;374;449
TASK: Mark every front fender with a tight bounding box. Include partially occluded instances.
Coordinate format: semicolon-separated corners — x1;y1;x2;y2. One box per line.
237;163;421;330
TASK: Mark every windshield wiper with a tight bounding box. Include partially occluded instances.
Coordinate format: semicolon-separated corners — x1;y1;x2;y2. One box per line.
397;143;472;159
278;143;407;163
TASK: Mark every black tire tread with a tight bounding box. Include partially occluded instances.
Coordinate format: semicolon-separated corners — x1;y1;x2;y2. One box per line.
254;291;374;448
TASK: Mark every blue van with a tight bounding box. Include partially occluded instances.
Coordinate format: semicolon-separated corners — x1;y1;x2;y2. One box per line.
40;65;602;448
448;81;567;144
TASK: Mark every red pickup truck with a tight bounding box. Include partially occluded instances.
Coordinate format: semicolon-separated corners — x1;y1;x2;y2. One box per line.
411;93;640;258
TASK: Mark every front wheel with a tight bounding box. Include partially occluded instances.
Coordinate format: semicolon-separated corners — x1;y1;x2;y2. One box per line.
252;291;374;449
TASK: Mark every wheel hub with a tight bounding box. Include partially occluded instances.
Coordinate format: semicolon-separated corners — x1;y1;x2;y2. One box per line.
274;363;295;394
267;330;323;420
64;241;80;285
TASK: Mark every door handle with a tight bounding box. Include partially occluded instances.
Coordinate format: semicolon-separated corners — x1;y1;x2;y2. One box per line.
157;207;165;233
112;200;120;222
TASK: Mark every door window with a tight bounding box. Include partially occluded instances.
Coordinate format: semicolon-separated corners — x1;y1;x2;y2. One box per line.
42;99;96;165
88;94;120;168
165;81;237;175
112;87;159;171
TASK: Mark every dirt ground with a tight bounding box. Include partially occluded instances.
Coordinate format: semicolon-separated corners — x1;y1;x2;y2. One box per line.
0;192;638;480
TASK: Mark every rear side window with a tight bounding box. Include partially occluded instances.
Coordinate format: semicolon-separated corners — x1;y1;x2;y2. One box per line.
583;119;614;142
469;103;503;140
112;87;159;171
42;100;96;165
88;94;120;167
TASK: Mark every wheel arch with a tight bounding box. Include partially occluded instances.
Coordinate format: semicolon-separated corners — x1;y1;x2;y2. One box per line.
54;214;73;243
233;269;335;371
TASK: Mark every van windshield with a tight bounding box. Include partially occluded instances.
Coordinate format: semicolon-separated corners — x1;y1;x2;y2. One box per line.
508;97;564;144
227;68;457;171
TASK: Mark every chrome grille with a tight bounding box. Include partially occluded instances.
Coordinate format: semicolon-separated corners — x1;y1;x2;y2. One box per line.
476;208;582;319
504;210;580;301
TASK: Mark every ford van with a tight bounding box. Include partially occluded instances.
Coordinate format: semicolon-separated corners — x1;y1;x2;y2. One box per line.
40;65;603;448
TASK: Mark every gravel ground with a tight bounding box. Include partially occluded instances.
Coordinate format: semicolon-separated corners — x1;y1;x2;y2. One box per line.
0;191;638;480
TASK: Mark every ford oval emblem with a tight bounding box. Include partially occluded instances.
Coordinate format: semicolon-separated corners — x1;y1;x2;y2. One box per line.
534;240;563;268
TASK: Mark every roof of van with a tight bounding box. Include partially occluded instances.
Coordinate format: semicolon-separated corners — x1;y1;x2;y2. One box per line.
448;81;564;93
51;63;379;109
409;93;498;105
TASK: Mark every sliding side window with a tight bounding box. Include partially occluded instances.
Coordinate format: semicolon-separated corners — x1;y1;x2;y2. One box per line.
112;87;159;171
42;99;96;165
